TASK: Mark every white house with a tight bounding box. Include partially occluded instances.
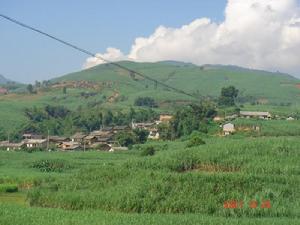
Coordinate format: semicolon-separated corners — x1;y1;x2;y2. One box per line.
240;111;271;119
287;117;295;121
223;123;235;135
24;139;47;148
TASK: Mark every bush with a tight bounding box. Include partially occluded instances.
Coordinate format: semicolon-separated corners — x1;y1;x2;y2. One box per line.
186;136;206;148
140;146;156;156
0;184;18;193
134;97;158;108
23;148;44;153
31;159;72;173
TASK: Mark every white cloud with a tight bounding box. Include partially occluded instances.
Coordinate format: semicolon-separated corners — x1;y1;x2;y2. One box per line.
84;0;300;76
83;47;127;69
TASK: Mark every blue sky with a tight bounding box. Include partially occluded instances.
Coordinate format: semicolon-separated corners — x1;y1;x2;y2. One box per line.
0;0;227;83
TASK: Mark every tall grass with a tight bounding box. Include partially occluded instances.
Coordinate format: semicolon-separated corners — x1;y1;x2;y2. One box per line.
26;137;300;217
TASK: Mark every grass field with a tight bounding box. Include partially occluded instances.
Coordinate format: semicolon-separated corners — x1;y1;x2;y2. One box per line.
0;134;299;225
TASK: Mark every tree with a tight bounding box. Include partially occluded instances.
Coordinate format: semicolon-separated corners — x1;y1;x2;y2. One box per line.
27;84;34;94
134;97;158;108
115;131;136;147
63;87;67;94
218;86;239;107
133;129;149;144
158;123;172;140
169;103;216;138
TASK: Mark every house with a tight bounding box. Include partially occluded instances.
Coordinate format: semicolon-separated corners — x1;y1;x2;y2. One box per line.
84;135;97;146
24;139;47;149
109;146;128;152
287;117;295;121
22;133;44;140
49;136;70;144
131;122;155;130
0;141;25;151
90;130;115;144
240;111;271;119
70;133;87;143
223;123;235;136
213;116;224;122
101;127;114;132
225;114;238;120
59;141;80;150
113;125;130;133
96;137;115;144
159;114;173;123
148;129;160;140
91;143;111;151
0;88;8;95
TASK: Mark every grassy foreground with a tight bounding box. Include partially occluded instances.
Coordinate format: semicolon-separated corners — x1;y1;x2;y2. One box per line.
0;135;299;224
0;203;299;225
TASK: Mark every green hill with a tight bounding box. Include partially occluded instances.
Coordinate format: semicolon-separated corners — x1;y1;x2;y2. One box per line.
54;61;300;104
0;61;299;132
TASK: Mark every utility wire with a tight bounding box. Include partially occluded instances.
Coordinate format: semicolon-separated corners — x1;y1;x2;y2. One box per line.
0;14;196;98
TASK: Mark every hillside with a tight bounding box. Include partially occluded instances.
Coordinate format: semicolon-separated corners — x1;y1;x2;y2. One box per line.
0;61;299;132
54;61;300;104
0;74;11;84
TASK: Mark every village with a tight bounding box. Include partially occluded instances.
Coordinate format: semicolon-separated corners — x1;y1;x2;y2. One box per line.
0;110;296;151
0;114;173;152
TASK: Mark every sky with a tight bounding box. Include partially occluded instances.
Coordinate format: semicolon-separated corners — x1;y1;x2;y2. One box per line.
1;0;300;83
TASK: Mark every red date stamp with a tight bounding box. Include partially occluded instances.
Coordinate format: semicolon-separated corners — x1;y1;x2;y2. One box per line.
223;200;271;209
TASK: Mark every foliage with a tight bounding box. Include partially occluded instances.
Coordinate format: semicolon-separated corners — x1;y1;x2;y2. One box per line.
170;103;216;138
25;137;300;216
26;84;34;94
186;135;206;148
18;105;158;138
115;132;137;147
31;159;71;173
158;123;172;140
0;184;18;193
134;97;158;108
218;86;239;107
133;129;149;144
140;146;156;156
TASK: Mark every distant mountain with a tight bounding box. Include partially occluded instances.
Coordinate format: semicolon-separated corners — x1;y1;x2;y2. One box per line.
0;74;11;84
53;61;300;104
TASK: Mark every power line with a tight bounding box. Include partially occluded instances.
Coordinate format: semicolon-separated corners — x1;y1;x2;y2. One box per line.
0;13;196;98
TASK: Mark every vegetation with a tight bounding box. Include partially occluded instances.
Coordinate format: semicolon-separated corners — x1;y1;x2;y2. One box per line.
186;135;206;148
140;146;156;156
31;159;72;173
0;184;18;193
14;105;158;139
168;103;216;138
134;97;158;108
0;61;300;225
218;86;239;107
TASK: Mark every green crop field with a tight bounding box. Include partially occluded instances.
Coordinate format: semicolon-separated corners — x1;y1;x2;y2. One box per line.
0;134;299;225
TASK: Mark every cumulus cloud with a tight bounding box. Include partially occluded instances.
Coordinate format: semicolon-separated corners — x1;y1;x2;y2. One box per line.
84;0;300;76
83;47;127;69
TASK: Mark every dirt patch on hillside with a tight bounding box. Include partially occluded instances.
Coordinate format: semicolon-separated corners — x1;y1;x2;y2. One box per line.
107;91;120;103
296;84;300;89
51;81;103;90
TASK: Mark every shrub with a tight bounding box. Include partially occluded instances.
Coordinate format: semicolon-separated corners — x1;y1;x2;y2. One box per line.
140;146;156;156
0;183;18;193
186;136;206;148
31;159;72;173
134;97;157;108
